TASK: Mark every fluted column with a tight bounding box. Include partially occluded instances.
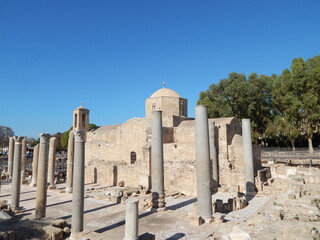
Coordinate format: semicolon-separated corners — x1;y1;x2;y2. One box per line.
20;137;27;182
195;105;212;222
35;133;50;219
242;119;255;196
30;144;39;187
124;198;139;240
48;137;57;189
8;137;15;179
11;136;23;211
151;111;165;210
66;131;74;193
71;130;85;236
209;121;218;190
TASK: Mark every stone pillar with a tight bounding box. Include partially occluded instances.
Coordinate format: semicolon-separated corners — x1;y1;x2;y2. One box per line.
124;198;139;240
20;137;27;183
8;137;15;179
71;130;85;236
30;144;39;187
242;119;255;196
209;121;218;190
11;136;23;211
151;111;165;210
195;105;212;222
35;133;50;219
66;131;74;193
48;137;57;189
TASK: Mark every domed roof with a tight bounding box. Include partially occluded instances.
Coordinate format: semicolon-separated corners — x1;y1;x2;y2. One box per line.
150;88;181;98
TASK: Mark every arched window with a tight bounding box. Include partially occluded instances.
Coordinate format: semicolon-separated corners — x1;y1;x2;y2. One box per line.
82;113;86;128
130;152;137;164
75;114;78;128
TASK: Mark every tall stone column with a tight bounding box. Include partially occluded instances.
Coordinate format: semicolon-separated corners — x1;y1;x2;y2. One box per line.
20;137;27;183
209;121;218;190
124;198;139;240
66;131;74;193
30;144;39;187
195;105;212;222
151;111;165;210
71;130;85;236
35;133;50;219
11;136;23;211
8;137;15;179
242;119;255;196
48;137;57;189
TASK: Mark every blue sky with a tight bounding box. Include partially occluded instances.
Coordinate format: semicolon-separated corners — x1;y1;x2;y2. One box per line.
1;0;319;138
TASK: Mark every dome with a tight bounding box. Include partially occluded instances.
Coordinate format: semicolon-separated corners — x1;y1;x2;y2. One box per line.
150;88;181;98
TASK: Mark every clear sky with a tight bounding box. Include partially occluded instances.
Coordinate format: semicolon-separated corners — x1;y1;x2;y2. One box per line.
1;0;320;138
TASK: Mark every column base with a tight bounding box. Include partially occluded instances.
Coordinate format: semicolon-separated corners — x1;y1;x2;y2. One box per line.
151;207;166;213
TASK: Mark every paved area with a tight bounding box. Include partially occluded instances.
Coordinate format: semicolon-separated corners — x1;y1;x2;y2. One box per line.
0;181;270;239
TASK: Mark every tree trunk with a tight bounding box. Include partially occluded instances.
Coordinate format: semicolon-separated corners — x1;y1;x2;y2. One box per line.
308;138;314;154
290;139;296;152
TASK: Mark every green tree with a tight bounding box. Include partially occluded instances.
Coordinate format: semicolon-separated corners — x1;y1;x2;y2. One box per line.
60;123;98;151
0;126;14;148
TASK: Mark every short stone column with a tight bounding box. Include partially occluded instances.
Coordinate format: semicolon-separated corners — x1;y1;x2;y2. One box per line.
195;105;212;222
209;121;218;190
11;136;23;211
151;111;165;210
8;137;15;179
242;119;255;196
66;131;74;193
20;137;27;182
30;144;39;187
71;130;85;236
48;137;57;189
124;198;139;240
35;133;50;219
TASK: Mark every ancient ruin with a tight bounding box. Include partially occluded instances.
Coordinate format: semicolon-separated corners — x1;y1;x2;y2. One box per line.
84;88;261;195
0;88;319;240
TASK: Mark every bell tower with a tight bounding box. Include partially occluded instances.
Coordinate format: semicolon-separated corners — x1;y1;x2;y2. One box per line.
73;105;89;132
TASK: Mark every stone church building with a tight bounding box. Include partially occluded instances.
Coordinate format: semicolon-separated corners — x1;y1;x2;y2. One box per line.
73;88;260;196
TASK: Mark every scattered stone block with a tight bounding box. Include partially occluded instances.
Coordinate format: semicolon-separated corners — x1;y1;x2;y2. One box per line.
139;232;156;240
212;213;225;223
43;226;63;240
216;199;224;213
52;219;67;229
63;227;71;235
0;209;12;220
0;200;8;209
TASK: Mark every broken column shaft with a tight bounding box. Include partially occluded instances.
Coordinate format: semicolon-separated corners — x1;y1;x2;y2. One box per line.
20;137;27;182
11;136;23;211
71;130;85;235
195;105;212;221
124;198;139;240
48;137;57;189
8;137;15;178
151;111;165;210
30;144;39;187
209;121;218;190
242;119;255;196
35;133;50;219
66;131;74;193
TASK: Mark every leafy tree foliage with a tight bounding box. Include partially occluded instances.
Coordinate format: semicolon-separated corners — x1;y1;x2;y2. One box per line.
59;123;98;151
198;54;320;149
0;126;14;148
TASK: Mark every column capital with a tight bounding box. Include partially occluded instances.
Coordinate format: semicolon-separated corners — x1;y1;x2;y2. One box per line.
13;136;24;144
39;133;50;144
73;130;85;142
